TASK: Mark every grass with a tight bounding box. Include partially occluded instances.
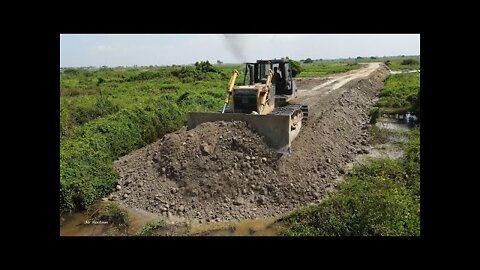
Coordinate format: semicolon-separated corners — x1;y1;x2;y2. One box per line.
296;55;420;78
297;62;361;78
377;73;420;109
281;126;420;236
352;55;420;71
95;201;129;226
137;220;167;236
368;125;395;145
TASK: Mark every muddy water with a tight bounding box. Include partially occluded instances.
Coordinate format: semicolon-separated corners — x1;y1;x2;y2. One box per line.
355;117;415;165
60;202;159;236
60;200;285;236
189;217;285;236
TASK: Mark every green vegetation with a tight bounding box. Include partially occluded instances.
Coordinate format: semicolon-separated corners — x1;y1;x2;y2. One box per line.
368;125;394;145
60;62;242;212
137;220;167;236
95;201;129;226
369;107;381;125
295;56;420;78
297;61;360;78
353;55;420;71
281;59;421;236
401;59;419;66
281;128;420;236
376;73;420;115
289;59;302;77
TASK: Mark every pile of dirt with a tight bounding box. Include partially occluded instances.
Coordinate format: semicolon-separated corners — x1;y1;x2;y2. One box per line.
114;121;294;223
113;64;389;223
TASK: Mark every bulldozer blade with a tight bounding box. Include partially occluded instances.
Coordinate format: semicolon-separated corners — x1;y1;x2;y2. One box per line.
187;112;301;154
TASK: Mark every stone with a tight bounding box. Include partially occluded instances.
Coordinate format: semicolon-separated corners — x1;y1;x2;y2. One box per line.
200;143;214;155
116;185;121;190
233;197;245;205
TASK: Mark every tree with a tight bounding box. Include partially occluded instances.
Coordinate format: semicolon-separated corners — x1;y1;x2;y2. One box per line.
303;58;313;64
400;59;419;65
195;61;216;73
289;59;302;77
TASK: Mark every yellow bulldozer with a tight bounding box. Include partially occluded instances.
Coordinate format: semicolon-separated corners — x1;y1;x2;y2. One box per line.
187;59;308;154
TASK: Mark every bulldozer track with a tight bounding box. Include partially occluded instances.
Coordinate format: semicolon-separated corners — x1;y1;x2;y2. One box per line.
270;103;308;124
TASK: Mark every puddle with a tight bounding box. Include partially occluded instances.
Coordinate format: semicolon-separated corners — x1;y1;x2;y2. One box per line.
60;200;285;236
60;201;161;236
354;117;416;165
189;216;285;236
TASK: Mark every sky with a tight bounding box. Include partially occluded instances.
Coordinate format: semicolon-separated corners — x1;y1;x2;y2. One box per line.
60;34;420;67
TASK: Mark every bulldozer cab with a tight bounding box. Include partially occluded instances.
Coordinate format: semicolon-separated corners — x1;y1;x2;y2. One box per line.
243;59;296;96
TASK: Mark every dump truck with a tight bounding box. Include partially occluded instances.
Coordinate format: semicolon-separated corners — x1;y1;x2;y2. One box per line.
187;59;308;153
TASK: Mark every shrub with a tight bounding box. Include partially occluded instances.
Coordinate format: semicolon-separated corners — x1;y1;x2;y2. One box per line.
195;61;217;73
137;220;167;236
282;176;420;236
290;59;302;77
369;107;381;124
96;201;129;225
401;59;419;65
97;77;105;86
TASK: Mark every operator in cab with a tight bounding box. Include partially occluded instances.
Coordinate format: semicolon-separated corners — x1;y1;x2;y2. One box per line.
272;67;282;82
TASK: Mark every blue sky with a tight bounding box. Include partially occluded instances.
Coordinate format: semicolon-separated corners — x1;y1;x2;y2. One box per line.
60;34;420;67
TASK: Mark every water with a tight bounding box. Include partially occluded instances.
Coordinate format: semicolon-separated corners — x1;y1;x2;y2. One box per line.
189;217;284;236
60;201;160;236
60;199;286;236
389;69;420;75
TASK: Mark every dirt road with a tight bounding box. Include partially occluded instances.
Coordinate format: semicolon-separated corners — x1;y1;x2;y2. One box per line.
113;63;389;223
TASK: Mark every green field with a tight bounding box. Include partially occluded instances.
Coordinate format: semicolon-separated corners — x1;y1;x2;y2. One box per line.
296;62;361;77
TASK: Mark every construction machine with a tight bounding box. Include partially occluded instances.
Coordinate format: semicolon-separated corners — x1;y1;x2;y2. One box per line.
187;59;308;153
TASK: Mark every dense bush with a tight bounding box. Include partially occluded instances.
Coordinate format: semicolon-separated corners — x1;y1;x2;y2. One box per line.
376;73;420;109
401;59;419;65
60;87;224;211
290;59;302;77
282;172;420;236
